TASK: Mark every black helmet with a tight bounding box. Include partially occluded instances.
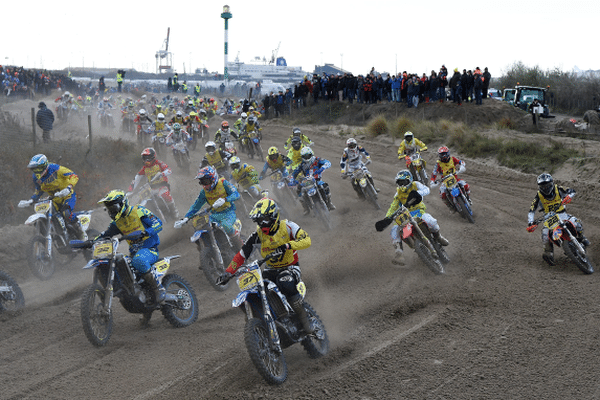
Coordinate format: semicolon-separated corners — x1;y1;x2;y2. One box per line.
537;173;554;197
291;137;302;150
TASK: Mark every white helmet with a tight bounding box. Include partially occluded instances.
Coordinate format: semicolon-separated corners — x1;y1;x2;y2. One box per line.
241;112;247;119
139;108;147;116
300;147;315;165
346;138;358;149
157;113;165;121
205;141;217;155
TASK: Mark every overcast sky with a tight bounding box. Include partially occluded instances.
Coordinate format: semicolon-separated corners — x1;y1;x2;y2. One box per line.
3;0;598;78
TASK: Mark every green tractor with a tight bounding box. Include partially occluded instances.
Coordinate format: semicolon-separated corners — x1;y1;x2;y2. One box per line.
514;86;552;118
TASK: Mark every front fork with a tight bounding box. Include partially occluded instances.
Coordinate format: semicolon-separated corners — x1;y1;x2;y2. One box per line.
207;226;225;269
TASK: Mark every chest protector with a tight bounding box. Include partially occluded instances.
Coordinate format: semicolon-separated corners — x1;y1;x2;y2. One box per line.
205;178;231;212
115;206;148;243
267;156;286;171
144;163;166;186
538;186;565;214
205;151;226;170
395;184;426;212
437;159;457;176
257;221;295;268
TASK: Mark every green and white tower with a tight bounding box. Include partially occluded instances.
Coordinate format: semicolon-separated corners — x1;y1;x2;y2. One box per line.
221;5;232;81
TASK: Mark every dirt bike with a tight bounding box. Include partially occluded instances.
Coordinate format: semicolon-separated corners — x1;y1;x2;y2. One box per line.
344;165;379;210
187;207;243;292
218;254;329;385
376;204;447;274
152;130;170;161
18;197;98;280
188;121;209;150
297;173;333;231
121;111;136;135
136;124;153;145
528;210;593;274
267;169;300;214
404;150;428;186
220;137;238;156
244;129;264;160
71;232;199;347
98;108;114;128
55;101;69;123
127;181;176;224
169;134;191;172
437;173;474;223
0;270;25;315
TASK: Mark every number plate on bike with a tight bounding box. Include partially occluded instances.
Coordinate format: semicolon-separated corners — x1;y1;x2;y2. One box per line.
544;215;560;230
237;269;261;291
272;172;282;181
394;209;411;226
34;201;51;214
192;214;210;229
92;241;113;259
443;175;457;187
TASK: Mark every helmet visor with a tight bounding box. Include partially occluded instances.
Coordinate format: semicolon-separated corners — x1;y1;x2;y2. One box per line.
31;165;46;174
348;142;357;149
142;155;154;163
439;152;450;162
105;201;122;218
539;181;553;195
254;216;272;227
198;176;212;186
268;154;279;161
302;153;313;160
397;178;411;187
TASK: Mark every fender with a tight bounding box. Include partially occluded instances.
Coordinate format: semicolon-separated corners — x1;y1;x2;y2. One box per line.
401;223;414;240
83;259;109;270
232;287;260;308
190;229;209;243
25;213;48;226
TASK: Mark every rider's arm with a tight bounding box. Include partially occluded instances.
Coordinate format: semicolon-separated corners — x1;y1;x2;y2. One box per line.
223;179;240;203
184;191;208;219
397;142;406;157
415;181;430;197
140;209;163;237
128;174;144;192
385;193;402;218
57;166;79;188
454;158;466;174
340;152;348;170
226;231;261;273
158;161;172;177
558;186;576;200
99;221;121;239
286;221;311;251
528;194;542;224
415;138;428;151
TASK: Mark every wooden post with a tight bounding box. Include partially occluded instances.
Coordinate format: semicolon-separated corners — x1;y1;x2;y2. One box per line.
31;108;37;148
88;115;93;151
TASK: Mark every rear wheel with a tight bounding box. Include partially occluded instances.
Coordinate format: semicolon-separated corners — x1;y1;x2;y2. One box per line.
244;318;288;385
563;241;594;274
301;303;329;358
81;283;113;347
27;235;55;280
161;274;199;327
583;110;600;126
0;271;25;314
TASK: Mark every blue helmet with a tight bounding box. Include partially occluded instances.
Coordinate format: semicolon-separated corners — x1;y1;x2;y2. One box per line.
196;166;219;190
28;154;49;177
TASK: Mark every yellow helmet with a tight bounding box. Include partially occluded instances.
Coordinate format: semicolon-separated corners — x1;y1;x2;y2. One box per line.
249;198;280;235
98;190;130;221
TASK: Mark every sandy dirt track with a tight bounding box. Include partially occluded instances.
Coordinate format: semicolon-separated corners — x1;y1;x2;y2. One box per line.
2;99;600;400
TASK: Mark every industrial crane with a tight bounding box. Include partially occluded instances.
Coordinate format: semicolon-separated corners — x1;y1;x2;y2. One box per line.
269;42;281;65
155;28;173;74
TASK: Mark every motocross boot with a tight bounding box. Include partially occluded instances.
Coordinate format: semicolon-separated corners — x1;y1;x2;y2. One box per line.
432;231;449;246
392;242;405;266
443;198;456;213
70;220;87;241
367;175;381;192
578;233;590;247
289;294;315;334
300;198;311;215
326;197;336;211
143;272;166;304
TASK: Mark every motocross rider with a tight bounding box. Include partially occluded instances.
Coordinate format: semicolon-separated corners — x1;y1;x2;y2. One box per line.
259;146;292;180
97;190;166;304
151;113;172;141
397;131;428;178
287;137;304;173
430;146;471;211
169;110;185;126
173;166;243;248
284;127;313;152
134;108;153;133
127;148;180;219
229;156;263;199
165;122;191;147
217;198;315;334
214;120;239;151
19;154;86;240
383;170;449;265
200;141;232;179
291;147;336;213
340;137;378;198
233;112;248;136
527;173;590;265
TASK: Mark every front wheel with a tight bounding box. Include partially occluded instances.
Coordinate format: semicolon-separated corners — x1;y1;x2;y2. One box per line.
414;240;445;275
563;240;594;274
81;282;113;347
27;235;55;280
313;198;333;231
363;184;380;210
199;246;229;291
0;271;25;314
456;196;475;224
301;303;329;358
244;317;288;385
161;274;199;327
